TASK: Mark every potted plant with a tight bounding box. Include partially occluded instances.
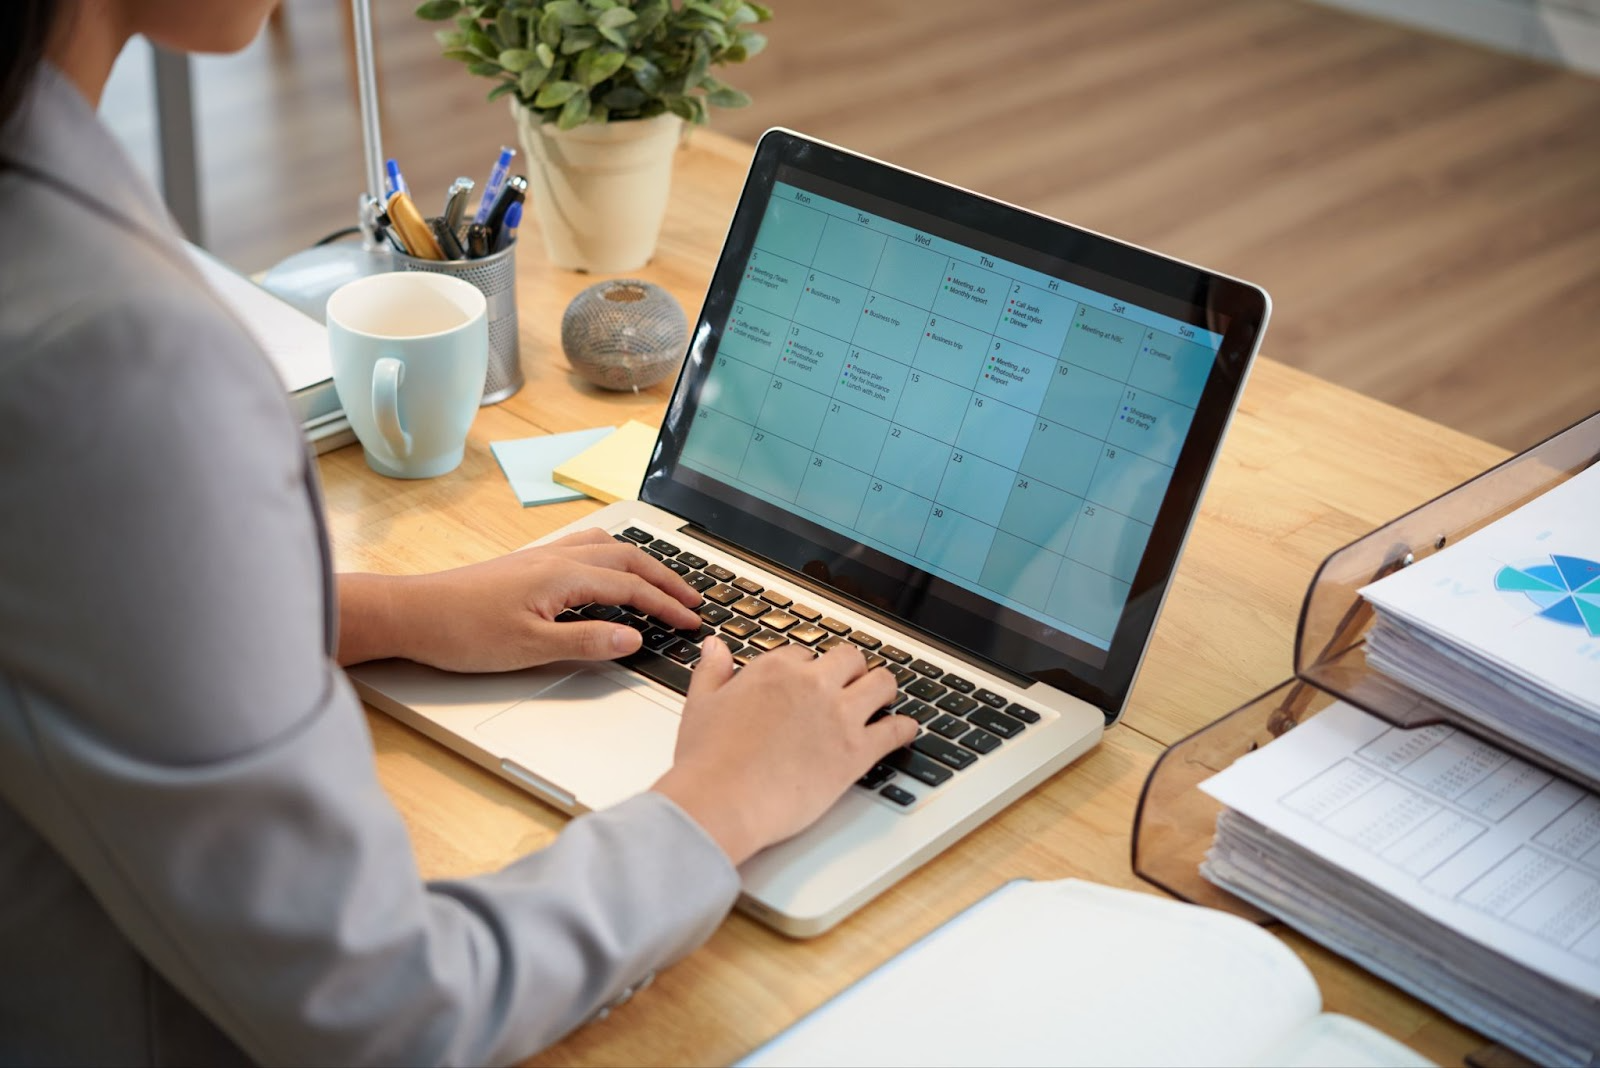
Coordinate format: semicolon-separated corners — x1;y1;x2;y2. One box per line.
418;0;773;273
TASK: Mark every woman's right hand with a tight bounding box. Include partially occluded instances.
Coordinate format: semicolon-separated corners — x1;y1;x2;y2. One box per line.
652;641;915;866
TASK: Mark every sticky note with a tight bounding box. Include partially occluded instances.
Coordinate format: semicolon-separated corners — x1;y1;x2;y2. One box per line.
551;420;659;504
491;426;616;506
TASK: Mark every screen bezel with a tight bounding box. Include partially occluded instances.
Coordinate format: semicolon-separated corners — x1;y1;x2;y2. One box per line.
642;129;1268;721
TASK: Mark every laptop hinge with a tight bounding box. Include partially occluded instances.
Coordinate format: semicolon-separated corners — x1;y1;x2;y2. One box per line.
677;521;1034;689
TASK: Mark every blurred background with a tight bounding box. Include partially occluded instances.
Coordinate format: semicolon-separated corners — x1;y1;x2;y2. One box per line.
99;0;1599;452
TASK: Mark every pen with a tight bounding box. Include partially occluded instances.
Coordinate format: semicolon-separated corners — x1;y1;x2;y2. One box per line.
464;222;491;259
491;200;522;254
473;145;516;225
431;215;467;260
442;176;474;234
387;190;444;260
483;175;527;252
384;158;409;198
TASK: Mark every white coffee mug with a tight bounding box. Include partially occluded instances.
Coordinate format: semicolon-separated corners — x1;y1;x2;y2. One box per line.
326;272;489;479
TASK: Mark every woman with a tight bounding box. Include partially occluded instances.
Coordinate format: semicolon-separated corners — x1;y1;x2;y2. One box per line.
0;2;915;1064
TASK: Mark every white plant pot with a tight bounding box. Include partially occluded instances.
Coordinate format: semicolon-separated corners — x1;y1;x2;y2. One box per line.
512;103;682;274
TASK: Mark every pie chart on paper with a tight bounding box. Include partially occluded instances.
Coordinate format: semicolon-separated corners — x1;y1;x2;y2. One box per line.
1494;554;1600;637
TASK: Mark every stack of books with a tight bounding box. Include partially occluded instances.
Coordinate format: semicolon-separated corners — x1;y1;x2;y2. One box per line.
1196;460;1600;1065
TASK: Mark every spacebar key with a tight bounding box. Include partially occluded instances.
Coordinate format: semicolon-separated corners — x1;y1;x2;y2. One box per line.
883;747;953;787
617;650;693;696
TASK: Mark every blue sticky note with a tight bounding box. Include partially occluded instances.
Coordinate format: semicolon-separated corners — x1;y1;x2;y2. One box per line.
491;427;616;506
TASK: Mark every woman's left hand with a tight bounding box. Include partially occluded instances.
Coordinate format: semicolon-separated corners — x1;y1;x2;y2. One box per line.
336;529;703;671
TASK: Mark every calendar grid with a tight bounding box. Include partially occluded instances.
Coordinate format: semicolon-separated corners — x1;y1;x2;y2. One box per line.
682;182;1222;647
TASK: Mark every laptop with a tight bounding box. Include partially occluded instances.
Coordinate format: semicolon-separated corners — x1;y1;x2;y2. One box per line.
350;129;1270;938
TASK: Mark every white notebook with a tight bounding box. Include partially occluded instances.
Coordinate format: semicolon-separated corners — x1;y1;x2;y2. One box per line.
739;878;1432;1068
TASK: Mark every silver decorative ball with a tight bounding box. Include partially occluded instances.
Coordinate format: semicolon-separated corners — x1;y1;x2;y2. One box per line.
560;279;688;392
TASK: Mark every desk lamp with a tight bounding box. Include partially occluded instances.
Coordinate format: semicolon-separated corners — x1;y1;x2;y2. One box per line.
258;0;391;321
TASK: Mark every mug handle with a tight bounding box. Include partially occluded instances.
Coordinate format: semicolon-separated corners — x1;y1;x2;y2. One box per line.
372;356;413;461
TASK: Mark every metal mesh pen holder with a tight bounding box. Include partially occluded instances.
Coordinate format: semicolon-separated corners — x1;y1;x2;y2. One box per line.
396;242;523;404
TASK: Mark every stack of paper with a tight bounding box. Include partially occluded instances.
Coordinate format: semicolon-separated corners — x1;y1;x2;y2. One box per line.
1358;463;1600;787
1201;702;1600;1066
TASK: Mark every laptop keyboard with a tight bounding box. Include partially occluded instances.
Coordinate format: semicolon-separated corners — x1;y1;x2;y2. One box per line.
559;524;1041;812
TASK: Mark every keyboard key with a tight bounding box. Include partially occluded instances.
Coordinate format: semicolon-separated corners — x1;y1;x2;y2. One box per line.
683;573;716;593
703;563;736;583
709;633;743;655
1005;702;1041;724
759;610;798;631
580;604;624;621
759;590;792;609
878;645;912;665
703;583;743;605
733;648;764;667
862;652;887;670
672;622;715;642
789;603;821;622
788;623;827;645
887;664;916;686
929;714;968;739
936;693;978;717
912;734;977;770
644;550;665;561
898;700;937;724
747;630;789;651
960;728;1002;755
884;747;953;787
866;707;890;725
641;628;677;652
621;616;651;632
621;527;654;543
905;677;947;703
613;534;634;544
648;539;680;556
676;552;708;570
942;674;975;694
818;617;851;635
968;707;1025;738
697;603;733;625
857;763;896;790
663;559;693;576
880;784;916;806
616;649;692;694
721;617;760;639
848;632;882;650
556;609;583;623
973;688;1007;709
909;658;943;678
665;640;702;664
731;596;769;617
732;577;763;595
817;635;848;653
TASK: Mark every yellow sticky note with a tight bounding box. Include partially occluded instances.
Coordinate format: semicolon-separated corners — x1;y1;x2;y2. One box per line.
551;420;658;504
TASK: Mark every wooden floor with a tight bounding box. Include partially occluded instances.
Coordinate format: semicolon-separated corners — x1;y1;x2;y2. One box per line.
99;0;1600;452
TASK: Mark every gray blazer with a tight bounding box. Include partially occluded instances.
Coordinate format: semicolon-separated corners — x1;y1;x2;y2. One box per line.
0;66;738;1067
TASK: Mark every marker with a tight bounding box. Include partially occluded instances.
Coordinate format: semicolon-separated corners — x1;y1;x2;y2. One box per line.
473;145;516;225
442;176;473;233
483;175;527;252
465;222;491;259
491;201;522;253
386;190;444;260
384;158;409;198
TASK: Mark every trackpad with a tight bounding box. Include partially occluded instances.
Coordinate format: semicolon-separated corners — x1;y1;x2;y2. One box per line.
474;666;681;812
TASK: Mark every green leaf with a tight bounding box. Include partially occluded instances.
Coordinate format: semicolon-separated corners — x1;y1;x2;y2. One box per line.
632;2;669;37
600;85;647;110
414;0;461;20
441;49;479;64
746;2;774;19
487;81;518;102
575;49;627;87
560;28;601;54
498;48;535;72
735;31;766;58
434;29;468;48
705;83;750;108
665;96;697;122
597;25;628;48
496;7;523;47
558;91;592;129
538;9;563;47
467;30;497;56
596;7;637;29
535;42;556;68
688;38;711;87
546;0;589;25
590;102;610;123
533;79;584;107
518;65;550;95
683;1;725;17
467;59;501;76
625;55;663;93
732;3;761;25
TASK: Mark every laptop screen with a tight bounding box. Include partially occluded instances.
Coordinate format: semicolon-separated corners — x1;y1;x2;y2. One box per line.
644;131;1267;718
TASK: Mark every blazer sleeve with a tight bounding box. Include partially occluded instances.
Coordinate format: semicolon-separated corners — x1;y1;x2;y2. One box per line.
0;284;740;1066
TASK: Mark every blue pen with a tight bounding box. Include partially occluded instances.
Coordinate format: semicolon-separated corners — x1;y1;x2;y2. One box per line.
492;200;522;253
384;158;408;198
473;145;516;225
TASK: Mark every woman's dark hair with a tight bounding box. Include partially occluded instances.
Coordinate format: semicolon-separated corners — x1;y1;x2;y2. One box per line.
1;0;63;131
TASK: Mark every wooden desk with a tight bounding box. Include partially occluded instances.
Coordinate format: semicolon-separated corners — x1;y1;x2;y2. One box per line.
319;130;1510;1066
